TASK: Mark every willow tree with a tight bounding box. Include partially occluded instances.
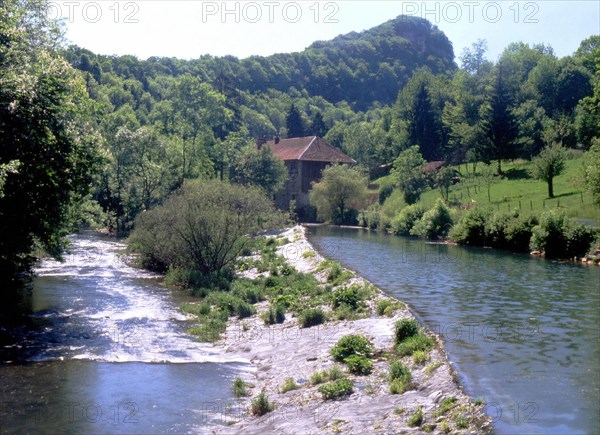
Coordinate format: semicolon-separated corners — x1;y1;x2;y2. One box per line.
310;164;367;225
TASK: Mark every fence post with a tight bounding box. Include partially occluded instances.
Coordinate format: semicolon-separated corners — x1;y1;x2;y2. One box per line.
519;200;521;210
543;200;545;208
530;200;533;211
508;203;511;212
581;192;584;203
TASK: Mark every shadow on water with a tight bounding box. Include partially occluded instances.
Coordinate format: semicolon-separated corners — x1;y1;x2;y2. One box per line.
308;226;600;435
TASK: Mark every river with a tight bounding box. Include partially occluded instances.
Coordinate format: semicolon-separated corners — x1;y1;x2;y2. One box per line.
307;226;600;435
0;233;250;434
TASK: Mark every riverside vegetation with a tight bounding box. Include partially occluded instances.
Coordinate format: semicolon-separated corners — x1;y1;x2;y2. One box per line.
170;226;491;433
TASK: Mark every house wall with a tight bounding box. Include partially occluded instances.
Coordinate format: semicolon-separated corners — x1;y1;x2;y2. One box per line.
273;160;329;212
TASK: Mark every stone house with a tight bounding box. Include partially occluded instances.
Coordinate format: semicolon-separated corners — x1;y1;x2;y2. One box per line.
257;136;355;213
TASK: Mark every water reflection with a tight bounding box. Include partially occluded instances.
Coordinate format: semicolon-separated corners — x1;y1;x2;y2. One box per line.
308;226;600;435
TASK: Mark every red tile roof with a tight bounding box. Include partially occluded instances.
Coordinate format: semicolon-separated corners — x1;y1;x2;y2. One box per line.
265;136;355;164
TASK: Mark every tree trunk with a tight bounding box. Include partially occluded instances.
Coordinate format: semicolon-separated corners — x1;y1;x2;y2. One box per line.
497;159;502;175
548;178;554;198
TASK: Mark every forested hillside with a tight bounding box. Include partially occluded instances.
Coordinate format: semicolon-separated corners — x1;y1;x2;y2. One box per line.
2;0;599;278
61;16;598;233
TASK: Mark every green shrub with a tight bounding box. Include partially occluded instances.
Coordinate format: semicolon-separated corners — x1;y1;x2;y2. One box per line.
261;303;286;325
436;397;457;415
410;199;453;239
343;355;373;375
232;377;248;397
394;319;419;344
504;214;539;252
376;299;392;316
389;361;412;393
318;378;354;400
390;378;411;394
361;203;383;230
449;208;490;246
486;211;538;252
396;333;434;356
412;350;430;364
326;366;345;381
298;308;325;328
379;182;394;205
279;377;298;393
231;279;264;304
326;261;352;286
455;415;469;429
407;407;424;427
251;390;274;416
391;204;426;235
310;371;325;385
531;210;597;258
332;286;360;310
331;335;372;362
235;300;255;319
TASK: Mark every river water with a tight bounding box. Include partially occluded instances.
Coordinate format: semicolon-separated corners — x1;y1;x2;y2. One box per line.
308;226;600;435
0;234;250;434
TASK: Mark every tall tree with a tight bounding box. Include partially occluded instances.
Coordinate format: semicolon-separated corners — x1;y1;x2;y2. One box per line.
233;145;288;196
0;0;99;277
309;111;328;137
286;103;305;138
479;65;518;174
460;39;489;74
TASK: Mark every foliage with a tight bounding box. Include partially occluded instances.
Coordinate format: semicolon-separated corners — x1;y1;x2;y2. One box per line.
233;144;288;196
396;334;435;357
410;199;454;239
261;303;286;325
389;361;412;394
487;211;538;252
343;355;374;375
286;103;305;137
378;182;394;205
331;334;373;362
413;350;430;364
583;141;600;203
232;377;249;397
317;378;354;400
530;210;597;258
376;299;403;316
449;208;491;246
407;407;424;427
529;143;569;198
129;179;283;278
391;204;426;235
279;377;298;393
250;390;274;416
391;146;427;204
298;308;325;328
0;0;100;277
394;319;419;344
310;164;368;225
310;366;345;385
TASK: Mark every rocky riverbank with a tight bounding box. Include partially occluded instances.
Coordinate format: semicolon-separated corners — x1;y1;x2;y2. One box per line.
213;225;491;434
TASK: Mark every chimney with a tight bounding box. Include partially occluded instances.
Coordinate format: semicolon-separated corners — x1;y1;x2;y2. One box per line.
255;136;267;150
274;136;280;144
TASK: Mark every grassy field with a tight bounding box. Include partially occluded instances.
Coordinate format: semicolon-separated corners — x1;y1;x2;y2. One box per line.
375;153;600;225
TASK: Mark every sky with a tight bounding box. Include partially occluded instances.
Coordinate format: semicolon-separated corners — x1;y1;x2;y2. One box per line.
52;1;600;63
